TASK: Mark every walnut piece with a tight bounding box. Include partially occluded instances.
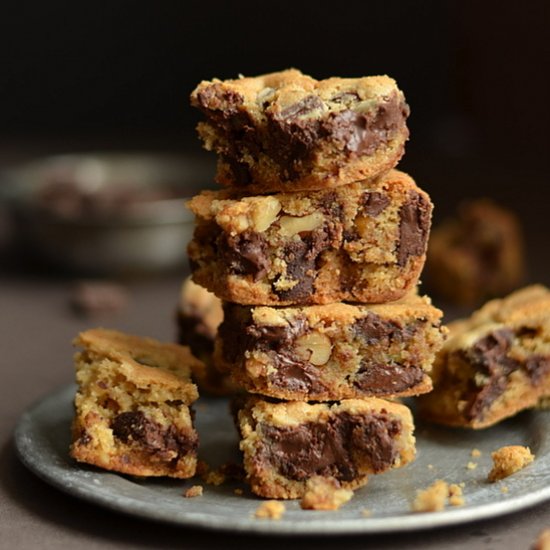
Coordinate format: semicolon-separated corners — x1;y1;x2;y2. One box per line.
295;331;332;366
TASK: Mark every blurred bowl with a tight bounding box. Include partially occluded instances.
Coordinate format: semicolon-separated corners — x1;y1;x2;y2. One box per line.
0;152;214;275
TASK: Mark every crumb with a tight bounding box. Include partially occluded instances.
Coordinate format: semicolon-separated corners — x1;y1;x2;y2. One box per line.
300;476;354;511
203;469;226;486
183;485;203;498
234;488;244;496
488;446;535;482
500;485;509;494
533;528;550;550
448;483;464;507
427;464;434;470
459;482;465;488
362;509;372;517
471;449;482;458
70;281;128;316
412;480;449;512
255;500;285;520
467;462;478;470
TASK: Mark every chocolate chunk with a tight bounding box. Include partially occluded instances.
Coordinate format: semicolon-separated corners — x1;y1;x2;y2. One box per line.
268;360;328;395
195;85;244;116
323;93;408;155
461;329;521;420
353;312;409;346
361;192;390;217
277;95;324;121
218;230;270;281
111;411;197;458
524;355;550;384
354;363;425;394
397;191;431;267
258;412;401;481
274;229;330;302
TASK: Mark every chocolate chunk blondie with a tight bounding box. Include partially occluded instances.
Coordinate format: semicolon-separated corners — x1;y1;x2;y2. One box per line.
191;69;409;193
425;199;524;306
70;328;201;477
237;396;416;499
417;285;550;428
176;277;236;395
187;169;432;305
216;293;447;401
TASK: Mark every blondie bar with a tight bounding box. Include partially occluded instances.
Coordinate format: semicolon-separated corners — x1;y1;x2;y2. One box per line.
188;169;432;305
191;69;409;193
237;396;415;499
417;285;550;428
216;294;446;401
70;328;201;477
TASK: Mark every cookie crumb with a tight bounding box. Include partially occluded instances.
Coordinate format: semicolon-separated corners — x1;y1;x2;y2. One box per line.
412;480;466;512
412;480;449;512
183;485;203;498
533;528;550;550
203;469;226;486
234;488;244;496
255;500;285;520
361;509;372;517
300;476;354;511
488;446;534;482
196;460;210;477
427;464;434;470
448;483;464;507
500;485;509;494
471;448;482;458
466;462;478;470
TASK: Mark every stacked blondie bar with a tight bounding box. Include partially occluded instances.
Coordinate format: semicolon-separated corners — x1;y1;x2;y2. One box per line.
188;69;447;499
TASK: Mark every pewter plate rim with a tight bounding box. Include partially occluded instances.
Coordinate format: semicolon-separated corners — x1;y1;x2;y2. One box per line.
14;384;550;535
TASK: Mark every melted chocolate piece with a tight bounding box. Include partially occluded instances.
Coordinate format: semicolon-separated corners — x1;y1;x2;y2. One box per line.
274;229;330;302
354;363;425;394
111;411;197;458
461;329;520;420
397;191;431;267
268;360;328;395
218;230;270;281
361;191;390;217
258;412;401;481
353;312;411;346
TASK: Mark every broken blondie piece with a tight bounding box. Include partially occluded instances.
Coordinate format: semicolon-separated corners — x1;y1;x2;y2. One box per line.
70;328;201;478
417;285;550;428
188;169;432;305
236;396;415;499
425;199;524;305
216;294;447;401
191;69;409;193
488;445;534;481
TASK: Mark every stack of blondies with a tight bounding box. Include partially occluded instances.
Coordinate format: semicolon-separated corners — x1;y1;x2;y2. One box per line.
187;69;447;499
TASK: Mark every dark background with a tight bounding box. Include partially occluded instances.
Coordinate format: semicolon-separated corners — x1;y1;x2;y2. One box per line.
1;0;550;270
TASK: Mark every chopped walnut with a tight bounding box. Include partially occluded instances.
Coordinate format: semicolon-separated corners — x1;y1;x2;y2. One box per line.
255;500;286;520
300;476;353;511
488;446;534;482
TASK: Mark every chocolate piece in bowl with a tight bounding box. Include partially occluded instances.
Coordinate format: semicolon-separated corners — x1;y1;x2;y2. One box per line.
191;69;409;193
187;169;432;306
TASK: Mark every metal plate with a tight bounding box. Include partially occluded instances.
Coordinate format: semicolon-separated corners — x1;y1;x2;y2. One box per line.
14;385;550;535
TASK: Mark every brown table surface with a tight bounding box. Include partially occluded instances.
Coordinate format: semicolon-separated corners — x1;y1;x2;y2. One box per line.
1;147;549;549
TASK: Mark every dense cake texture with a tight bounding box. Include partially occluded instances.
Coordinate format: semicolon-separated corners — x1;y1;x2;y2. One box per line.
237;396;415;499
215;294;447;401
70;328;201;477
425;199;524;306
187;169;432;305
417;285;550;428
176;277;236;395
190;69;409;193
